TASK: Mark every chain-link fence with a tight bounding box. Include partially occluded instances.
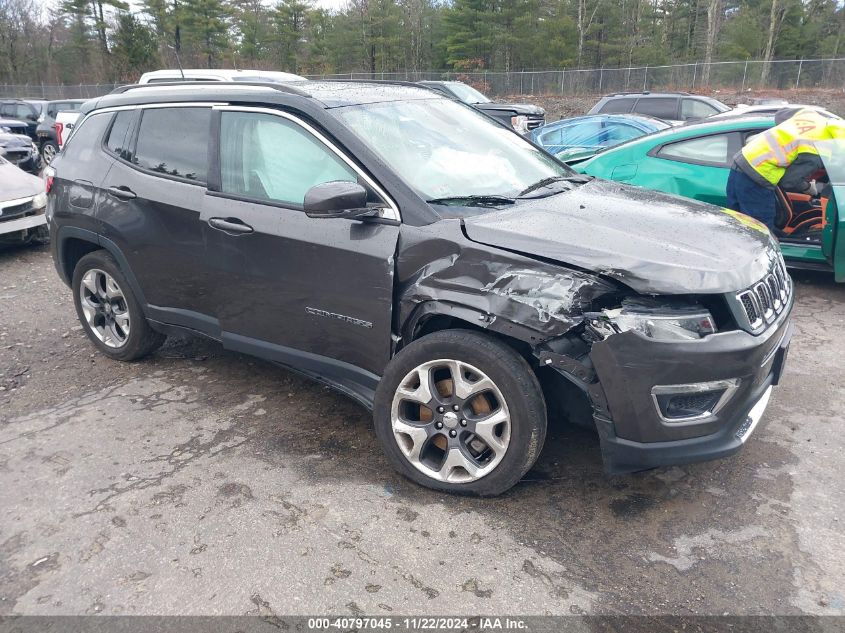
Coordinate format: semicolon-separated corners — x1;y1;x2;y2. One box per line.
2;58;844;100
308;58;845;97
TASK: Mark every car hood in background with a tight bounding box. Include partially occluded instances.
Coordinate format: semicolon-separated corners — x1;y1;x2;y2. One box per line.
463;179;776;295
475;102;545;116
0;159;43;200
0;133;33;149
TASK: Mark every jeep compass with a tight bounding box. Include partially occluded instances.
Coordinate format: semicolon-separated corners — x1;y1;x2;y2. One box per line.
47;81;793;495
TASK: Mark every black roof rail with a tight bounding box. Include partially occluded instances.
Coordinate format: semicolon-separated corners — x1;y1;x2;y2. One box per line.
108;81;311;97
608;91;690;97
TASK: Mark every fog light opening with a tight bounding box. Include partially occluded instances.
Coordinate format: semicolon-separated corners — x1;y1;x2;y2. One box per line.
651;379;740;423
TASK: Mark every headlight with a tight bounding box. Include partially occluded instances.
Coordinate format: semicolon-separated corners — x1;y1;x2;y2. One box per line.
31;141;38;153
593;302;717;341
32;191;47;209
511;115;529;135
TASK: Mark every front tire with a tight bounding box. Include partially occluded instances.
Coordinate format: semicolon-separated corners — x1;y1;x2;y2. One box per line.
374;330;547;496
72;250;165;361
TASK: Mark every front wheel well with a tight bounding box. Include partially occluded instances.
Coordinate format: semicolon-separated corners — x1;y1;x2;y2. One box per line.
409;313;596;430
408;313;535;369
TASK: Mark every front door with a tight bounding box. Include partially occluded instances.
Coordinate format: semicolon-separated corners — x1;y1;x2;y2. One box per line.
202;107;400;377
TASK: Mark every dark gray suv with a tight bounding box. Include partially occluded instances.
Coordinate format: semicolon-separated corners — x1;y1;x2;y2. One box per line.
589;92;730;123
47;81;792;495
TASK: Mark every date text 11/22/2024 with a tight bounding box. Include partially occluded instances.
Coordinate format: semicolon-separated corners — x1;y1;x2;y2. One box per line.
307;617;529;630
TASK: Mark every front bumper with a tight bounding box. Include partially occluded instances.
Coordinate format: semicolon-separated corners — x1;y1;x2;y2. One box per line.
580;295;793;474
0;211;47;238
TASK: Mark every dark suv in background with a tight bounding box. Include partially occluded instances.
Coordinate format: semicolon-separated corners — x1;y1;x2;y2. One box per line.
588;92;730;123
47;81;791;495
0;99;47;139
418;80;545;135
35;99;85;164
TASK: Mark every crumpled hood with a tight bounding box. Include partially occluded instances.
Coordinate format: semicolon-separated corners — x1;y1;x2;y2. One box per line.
0;133;32;149
0;160;43;201
463;179;778;295
476;102;545;116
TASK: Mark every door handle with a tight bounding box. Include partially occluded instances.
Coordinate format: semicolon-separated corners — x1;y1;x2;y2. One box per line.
106;186;137;200
208;217;254;235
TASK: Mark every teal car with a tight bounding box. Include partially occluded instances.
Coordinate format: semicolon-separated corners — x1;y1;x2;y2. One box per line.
577;116;844;281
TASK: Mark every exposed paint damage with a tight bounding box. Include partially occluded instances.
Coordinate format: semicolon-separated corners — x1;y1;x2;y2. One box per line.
394;221;621;347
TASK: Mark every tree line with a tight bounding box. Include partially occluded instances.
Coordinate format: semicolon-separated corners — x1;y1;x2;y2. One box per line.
0;0;843;85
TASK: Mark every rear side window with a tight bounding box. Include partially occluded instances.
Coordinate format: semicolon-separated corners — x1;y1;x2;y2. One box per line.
681;98;719;120
62;113;113;162
134;107;211;182
598;98;635;114
633;97;678;120
105;110;134;160
219;110;357;206
657;134;730;166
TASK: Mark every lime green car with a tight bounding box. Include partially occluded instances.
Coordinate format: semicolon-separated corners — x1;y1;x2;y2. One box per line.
577;116;844;281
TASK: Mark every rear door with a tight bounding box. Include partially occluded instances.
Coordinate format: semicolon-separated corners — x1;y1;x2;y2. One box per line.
202;105;400;376
97;104;219;331
645;131;739;205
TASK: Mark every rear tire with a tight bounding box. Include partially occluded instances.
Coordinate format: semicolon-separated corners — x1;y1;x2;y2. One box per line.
72;250;165;361
41;141;59;165
374;329;547;496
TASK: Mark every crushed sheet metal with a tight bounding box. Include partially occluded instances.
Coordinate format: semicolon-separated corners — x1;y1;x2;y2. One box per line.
395;221;619;344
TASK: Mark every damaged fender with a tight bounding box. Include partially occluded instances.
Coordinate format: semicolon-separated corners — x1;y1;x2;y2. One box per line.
395;220;620;347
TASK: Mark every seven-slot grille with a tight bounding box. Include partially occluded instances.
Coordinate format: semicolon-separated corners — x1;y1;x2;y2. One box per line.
735;256;791;332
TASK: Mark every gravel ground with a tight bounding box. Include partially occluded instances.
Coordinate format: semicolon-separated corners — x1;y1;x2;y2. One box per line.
1;244;844;617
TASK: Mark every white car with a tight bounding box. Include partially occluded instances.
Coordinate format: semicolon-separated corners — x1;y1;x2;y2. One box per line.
0;155;48;246
713;103;841;119
138;68;307;84
55;110;81;150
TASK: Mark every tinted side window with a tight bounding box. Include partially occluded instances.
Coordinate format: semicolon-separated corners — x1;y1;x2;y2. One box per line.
598;98;635;114
681;98;719;120
633;97;678;119
134;107;210;182
62;113;113;163
657;134;730;165
219;111;357;206
15;104;34;119
105;110;134;160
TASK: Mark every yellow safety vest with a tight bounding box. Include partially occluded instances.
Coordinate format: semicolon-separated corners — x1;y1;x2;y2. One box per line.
741;109;845;186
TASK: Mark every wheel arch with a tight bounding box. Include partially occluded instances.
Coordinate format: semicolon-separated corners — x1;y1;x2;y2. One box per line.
402;302;535;363
56;227;149;311
403;302;598;432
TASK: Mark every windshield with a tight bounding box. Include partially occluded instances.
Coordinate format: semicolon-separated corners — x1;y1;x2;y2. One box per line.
446;83;491;104
334;99;571;202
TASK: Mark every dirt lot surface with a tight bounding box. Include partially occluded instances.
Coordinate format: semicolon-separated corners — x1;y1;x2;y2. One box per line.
1;244;844;616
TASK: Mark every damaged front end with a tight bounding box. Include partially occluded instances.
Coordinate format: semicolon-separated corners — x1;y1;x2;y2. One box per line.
395;222;793;475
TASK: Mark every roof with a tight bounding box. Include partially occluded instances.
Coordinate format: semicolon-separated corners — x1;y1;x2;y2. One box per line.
84;80;444;114
139;68;308;83
547;113;669;128
632;114;772;144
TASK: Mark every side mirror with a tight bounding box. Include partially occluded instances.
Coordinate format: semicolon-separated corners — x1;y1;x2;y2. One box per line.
304;181;376;220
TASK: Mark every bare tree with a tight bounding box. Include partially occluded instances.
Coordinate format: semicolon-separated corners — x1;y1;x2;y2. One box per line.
700;0;721;85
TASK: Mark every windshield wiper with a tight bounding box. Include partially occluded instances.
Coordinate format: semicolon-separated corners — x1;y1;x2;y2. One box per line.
518;174;592;197
426;195;516;207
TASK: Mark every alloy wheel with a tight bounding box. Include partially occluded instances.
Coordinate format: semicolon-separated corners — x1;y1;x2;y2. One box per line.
78;269;131;348
390;359;511;483
42;143;57;164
